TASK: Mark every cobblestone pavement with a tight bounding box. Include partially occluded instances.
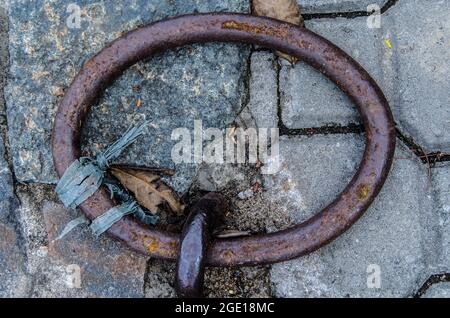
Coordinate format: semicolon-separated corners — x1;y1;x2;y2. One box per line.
0;0;449;297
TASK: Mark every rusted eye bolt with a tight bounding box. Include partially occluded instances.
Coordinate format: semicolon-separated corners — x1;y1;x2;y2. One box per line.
175;193;227;298
52;13;395;287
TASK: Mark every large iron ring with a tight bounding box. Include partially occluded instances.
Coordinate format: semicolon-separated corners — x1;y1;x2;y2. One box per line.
52;13;396;267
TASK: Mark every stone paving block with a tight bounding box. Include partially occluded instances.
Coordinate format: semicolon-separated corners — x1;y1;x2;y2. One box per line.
282;1;450;153
384;0;450;152
298;0;387;14
280;16;393;129
263;134;364;228
238;51;278;130
0;136;29;297
422;282;450;298
0;6;7;124
267;135;437;297
6;0;250;192
27;201;148;297
432;163;450;273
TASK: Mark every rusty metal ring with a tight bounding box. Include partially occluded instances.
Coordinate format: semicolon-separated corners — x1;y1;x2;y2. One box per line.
52;13;396;267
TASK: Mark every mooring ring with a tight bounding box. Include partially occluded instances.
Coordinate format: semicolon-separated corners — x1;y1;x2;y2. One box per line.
52;13;396;267
175;193;227;297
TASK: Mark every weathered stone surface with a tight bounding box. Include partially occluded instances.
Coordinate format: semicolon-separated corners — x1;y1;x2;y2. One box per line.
432;163;450;273
282;1;450;153
145;260;176;298
239;51;278;130
0;136;29;297
204;266;271;298
0;5;7;127
422;282;450;298
6;0;250;191
144;259;271;298
263;134;363;231
15;183;152;298
298;0;387;14
384;0;450;152
267;135;437;297
26;201;148;297
0;9;28;297
193;162;286;232
280;16;392;129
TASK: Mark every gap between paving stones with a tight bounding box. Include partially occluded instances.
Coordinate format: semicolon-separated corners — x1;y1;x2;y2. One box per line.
396;129;450;165
414;273;450;298
302;0;399;20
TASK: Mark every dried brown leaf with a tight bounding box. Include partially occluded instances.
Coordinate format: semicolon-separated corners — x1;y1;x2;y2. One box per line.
252;0;304;64
110;167;185;215
110;164;175;176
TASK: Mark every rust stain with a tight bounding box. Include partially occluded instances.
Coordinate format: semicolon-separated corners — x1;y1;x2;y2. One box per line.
143;236;161;253
222;250;235;260
356;184;371;201
142;236;177;258
169;240;178;250
222;20;289;38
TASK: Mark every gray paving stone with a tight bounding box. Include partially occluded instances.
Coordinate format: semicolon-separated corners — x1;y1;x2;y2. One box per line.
384;0;450;152
298;0;387;14
432;163;450;273
0;136;29;297
282;1;450;153
145;260;176;298
6;0;250;192
422;282;450;298
263;134;364;229
2;7;36;294
0;6;7;125
280;16;393;129
267;135;437;297
26;201;148;297
238;51;278;130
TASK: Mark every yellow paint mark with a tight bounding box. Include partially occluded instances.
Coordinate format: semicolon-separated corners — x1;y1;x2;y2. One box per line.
385;39;392;49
